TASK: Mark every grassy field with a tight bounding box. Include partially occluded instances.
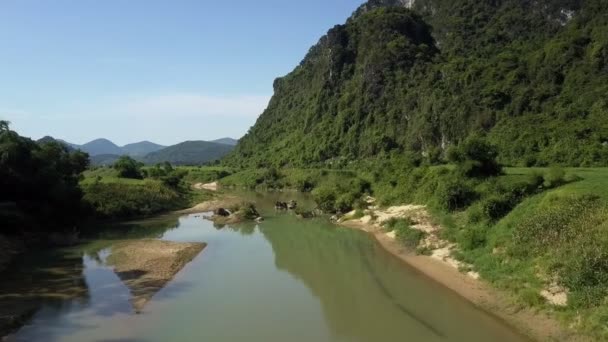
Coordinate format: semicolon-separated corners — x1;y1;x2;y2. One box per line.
80;167;215;219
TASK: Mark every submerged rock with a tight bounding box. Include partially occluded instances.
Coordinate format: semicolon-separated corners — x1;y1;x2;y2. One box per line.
107;240;206;313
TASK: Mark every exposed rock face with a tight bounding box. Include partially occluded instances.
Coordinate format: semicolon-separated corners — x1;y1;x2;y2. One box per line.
107;240;206;313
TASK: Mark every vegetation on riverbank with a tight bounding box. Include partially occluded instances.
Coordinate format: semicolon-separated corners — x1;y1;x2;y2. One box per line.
0;121;89;234
81;160;215;220
215;136;608;339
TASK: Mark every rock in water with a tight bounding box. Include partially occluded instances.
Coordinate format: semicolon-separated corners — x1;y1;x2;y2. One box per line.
106;240;206;313
214;208;231;217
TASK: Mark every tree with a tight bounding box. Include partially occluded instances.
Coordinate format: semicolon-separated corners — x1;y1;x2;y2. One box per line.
0;120;9;132
113;155;143;179
1;126;90;233
448;136;502;178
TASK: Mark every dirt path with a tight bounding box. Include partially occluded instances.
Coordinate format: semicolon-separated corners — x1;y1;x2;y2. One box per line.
340;207;590;342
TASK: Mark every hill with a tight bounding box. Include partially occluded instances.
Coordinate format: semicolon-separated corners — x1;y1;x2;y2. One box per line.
225;0;608;168
142;141;234;165
211;137;238;146
37;136;76;152
90;154;121;166
80;138;124;156
122;141;166;157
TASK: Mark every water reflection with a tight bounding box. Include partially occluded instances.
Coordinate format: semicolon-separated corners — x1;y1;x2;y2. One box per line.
2;194;528;342
1;215;182;338
260;217;527;342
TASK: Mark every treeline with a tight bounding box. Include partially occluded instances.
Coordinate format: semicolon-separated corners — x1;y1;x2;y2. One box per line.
0;125;198;235
0;121;89;234
82;156;199;219
226;0;608;168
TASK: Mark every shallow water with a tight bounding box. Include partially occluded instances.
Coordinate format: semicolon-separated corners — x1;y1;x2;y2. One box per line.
2;193;529;342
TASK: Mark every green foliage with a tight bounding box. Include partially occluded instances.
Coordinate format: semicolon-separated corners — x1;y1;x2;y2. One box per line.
82;181;185;219
543;166;566;188
0;122;89;233
224;1;608;169
113;155;143;179
434;178;477;211
448;136;502;178
390;218;426;248
312;186;338;213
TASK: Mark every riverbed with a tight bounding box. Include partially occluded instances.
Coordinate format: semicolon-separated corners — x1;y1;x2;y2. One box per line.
1;193;529;342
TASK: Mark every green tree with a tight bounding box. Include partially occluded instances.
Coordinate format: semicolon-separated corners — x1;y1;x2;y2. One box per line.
113;155;143;179
1;124;89;233
0;120;9;132
448;136;502;178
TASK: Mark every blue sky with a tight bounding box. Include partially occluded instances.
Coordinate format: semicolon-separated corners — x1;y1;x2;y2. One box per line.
0;0;364;145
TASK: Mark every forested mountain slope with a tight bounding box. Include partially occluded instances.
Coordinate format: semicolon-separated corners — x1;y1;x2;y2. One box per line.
226;0;608;167
143;141;234;165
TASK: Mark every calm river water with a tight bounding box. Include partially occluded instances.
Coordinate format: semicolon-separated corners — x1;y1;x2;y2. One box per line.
1;193;529;342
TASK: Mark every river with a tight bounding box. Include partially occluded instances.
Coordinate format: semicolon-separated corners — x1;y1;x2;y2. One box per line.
1;193;529;342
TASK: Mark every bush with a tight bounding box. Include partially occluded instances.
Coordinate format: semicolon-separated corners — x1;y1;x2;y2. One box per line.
83;181;184;219
335;193;357;213
391;219;425;248
434;177;477;211
312;186;337;212
113;156;143;179
481;195;513;222
457;225;487;250
450;136;502;178
543;166;566;188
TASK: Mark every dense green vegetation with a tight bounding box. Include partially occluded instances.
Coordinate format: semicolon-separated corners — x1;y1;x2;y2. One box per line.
81;162;214;220
0;123;217;235
217;140;608;338
0;121;89;234
226;0;608;168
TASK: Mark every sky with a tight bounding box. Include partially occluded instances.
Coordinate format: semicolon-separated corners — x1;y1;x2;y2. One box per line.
0;0;365;146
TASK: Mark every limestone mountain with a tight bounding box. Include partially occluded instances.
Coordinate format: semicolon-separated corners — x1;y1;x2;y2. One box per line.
226;0;608;167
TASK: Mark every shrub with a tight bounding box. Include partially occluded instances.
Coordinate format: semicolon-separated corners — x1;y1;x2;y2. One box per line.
113;156;143;179
481;195;513;222
543;166;566;188
392;219;426;248
83;181;184;219
312;186;337;212
519;288;546;307
335;193;357;213
434;177;477;211
450;136;502;178
457;225;487;250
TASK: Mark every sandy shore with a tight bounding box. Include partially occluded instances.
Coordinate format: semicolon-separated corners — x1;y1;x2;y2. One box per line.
340;219;589;342
107;240;206;313
177;196;243;215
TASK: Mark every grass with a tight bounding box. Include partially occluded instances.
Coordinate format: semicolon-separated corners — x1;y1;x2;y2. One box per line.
436;167;608;339
80;166;219;219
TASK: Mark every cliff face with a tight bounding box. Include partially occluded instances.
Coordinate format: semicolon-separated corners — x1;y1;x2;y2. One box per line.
226;0;608;168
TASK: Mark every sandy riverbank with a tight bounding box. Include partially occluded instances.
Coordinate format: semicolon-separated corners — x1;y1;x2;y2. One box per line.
107;240;206;313
339;207;590;342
